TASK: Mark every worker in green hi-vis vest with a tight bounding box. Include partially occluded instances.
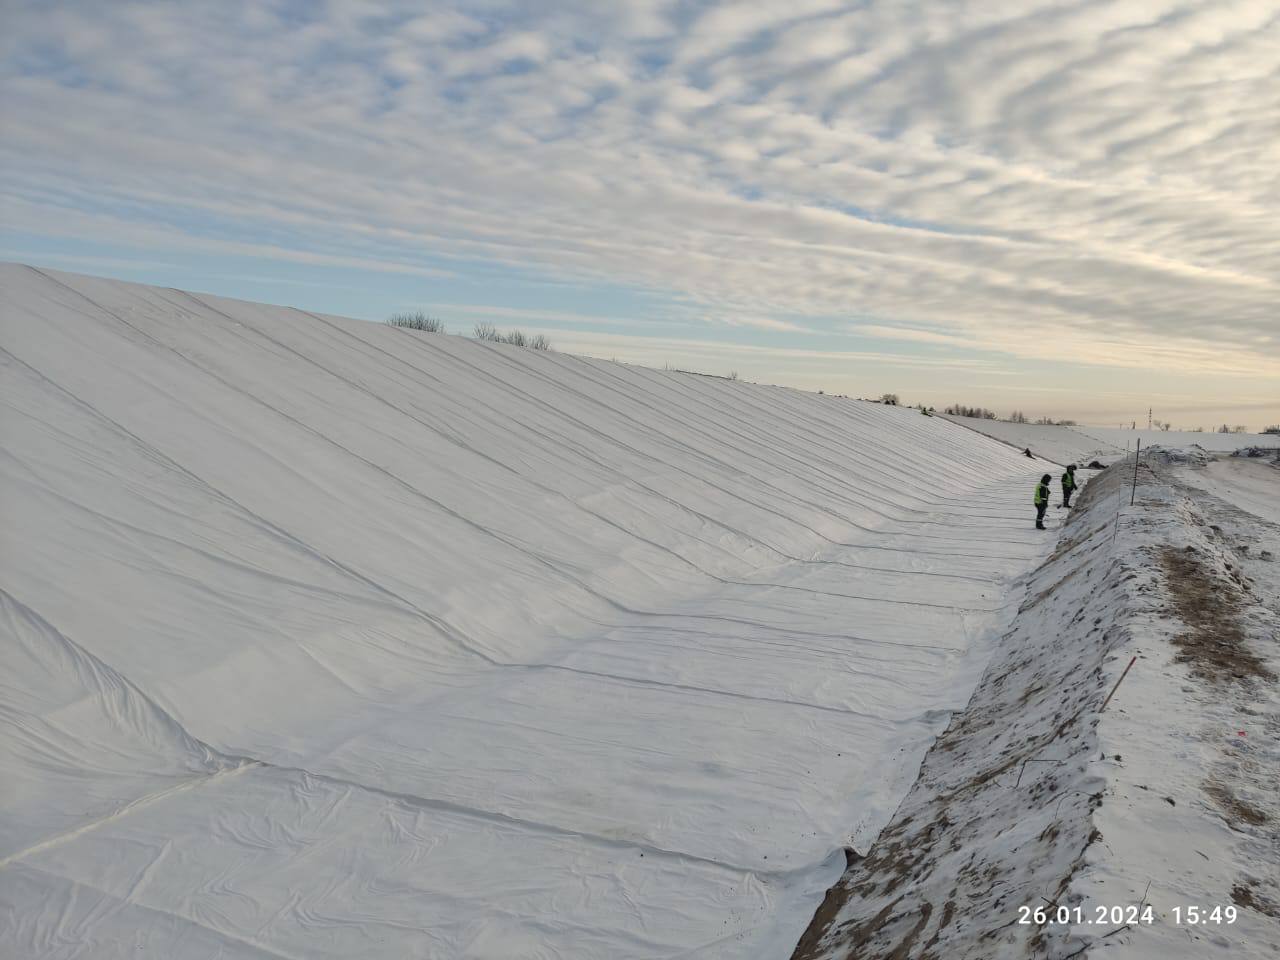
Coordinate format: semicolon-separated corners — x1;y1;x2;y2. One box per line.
1061;464;1078;508
1034;474;1051;529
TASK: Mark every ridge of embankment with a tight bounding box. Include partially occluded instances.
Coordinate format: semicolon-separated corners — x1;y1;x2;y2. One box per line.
792;453;1280;959
792;465;1132;958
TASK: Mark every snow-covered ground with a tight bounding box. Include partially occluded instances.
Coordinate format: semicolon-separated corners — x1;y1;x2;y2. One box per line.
0;265;1059;959
941;416;1124;466
1172;456;1280;526
942;418;1275;470
1073;452;1280;958
793;452;1280;959
1069;426;1276;458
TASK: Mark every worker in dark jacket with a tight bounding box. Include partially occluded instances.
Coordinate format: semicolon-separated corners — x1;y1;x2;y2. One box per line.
1061;464;1078;508
1035;474;1051;529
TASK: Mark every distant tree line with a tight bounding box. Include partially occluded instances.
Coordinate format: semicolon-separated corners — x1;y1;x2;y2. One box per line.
914;399;1269;434
1034;416;1078;426
943;404;996;419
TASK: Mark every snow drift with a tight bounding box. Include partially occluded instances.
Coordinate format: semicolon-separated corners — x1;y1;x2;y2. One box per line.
1;264;1056;958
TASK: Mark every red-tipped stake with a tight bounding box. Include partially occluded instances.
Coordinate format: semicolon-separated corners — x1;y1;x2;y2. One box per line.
1100;656;1138;712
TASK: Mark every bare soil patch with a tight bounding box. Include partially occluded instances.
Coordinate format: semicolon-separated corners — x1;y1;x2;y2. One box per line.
1204;780;1269;829
1232;882;1280;919
1156;546;1274;682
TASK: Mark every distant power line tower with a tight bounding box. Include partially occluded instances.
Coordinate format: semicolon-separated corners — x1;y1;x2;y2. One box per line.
1148;407;1152;429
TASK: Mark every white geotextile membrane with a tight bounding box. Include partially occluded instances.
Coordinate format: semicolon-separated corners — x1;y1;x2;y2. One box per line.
0;264;1050;958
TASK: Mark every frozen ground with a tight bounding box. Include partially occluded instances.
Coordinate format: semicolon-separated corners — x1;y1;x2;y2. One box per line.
0;265;1057;959
793;450;1279;959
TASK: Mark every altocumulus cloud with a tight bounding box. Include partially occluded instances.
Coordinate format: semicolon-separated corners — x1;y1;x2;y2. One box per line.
2;0;1278;377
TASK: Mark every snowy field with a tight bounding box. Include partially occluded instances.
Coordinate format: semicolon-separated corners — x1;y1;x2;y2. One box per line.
1171;456;1280;526
941;415;1122;465
1069;425;1276;456
0;265;1058;958
943;416;1275;468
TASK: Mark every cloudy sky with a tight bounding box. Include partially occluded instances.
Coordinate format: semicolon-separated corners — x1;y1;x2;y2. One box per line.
3;1;1277;428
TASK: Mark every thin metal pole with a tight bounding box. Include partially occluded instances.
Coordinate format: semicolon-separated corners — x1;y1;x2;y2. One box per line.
1130;438;1141;506
1101;656;1137;712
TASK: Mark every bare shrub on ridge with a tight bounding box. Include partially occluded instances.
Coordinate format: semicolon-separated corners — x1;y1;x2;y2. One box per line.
388;311;444;332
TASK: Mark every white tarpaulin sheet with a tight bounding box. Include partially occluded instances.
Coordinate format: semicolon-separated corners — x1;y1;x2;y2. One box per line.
1;264;1051;958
